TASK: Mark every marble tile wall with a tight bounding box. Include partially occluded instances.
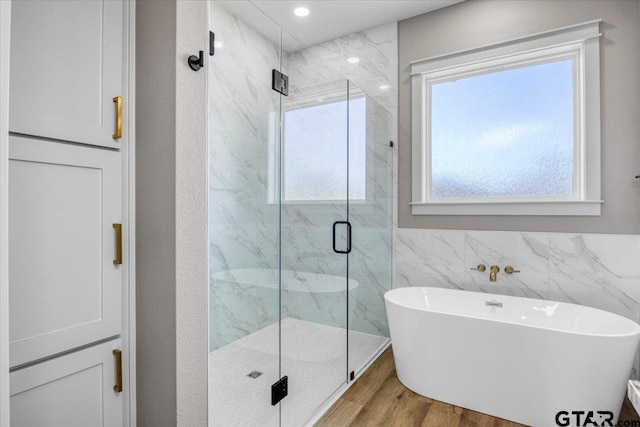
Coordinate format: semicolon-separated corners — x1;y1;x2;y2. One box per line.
279;23;397;339
395;228;640;378
209;2;281;350
292;22;398;116
278;96;394;338
209;2;397;349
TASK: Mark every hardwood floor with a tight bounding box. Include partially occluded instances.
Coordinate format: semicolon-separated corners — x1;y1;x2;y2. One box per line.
315;347;640;426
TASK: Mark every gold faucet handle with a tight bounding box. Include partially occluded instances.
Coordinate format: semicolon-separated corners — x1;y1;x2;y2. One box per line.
504;266;520;274
471;264;486;272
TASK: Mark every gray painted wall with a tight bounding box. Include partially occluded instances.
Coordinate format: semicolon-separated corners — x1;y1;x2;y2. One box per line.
398;0;640;234
136;0;208;425
174;1;208;425
136;0;177;425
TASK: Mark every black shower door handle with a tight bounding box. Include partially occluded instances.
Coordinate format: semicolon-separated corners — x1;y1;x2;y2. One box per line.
332;221;352;254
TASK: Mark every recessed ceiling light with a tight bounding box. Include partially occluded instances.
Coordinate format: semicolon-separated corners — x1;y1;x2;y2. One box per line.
379;84;390;90
294;7;310;17
347;57;360;64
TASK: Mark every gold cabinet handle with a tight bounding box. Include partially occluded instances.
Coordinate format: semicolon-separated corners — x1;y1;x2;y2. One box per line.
113;349;123;393
113;223;122;265
113;96;122;139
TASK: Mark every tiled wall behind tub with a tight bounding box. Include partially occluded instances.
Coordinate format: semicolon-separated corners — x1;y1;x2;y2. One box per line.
395;228;640;378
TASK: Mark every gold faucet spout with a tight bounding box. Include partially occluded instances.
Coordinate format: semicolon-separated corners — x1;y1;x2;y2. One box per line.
489;265;500;282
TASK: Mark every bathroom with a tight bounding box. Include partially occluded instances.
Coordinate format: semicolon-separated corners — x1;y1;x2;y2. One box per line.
1;0;640;426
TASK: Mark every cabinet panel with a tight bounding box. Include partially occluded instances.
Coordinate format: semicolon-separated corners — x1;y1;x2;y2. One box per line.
10;339;123;427
9;136;122;367
9;0;125;148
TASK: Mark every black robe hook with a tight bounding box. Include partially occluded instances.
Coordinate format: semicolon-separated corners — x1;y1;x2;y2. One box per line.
188;50;204;71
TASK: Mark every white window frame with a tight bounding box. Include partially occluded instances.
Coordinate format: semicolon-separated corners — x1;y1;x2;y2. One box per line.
410;20;602;216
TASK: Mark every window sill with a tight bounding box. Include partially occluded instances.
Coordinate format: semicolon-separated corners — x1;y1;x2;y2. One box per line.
410;200;603;216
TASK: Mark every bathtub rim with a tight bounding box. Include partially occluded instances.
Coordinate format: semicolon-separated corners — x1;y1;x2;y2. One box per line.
384;286;640;339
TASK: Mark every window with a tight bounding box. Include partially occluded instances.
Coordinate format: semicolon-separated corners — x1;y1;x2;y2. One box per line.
281;95;366;203
411;21;602;216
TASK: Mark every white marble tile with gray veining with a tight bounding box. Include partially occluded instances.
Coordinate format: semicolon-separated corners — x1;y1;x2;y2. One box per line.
286;24;397;114
211;2;280;88
396;229;465;290
301;22;398;115
209;279;279;350
548;233;640;321
209;2;396;353
464;231;549;299
282;289;348;331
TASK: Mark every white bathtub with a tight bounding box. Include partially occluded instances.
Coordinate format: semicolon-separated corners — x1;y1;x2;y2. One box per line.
384;287;640;426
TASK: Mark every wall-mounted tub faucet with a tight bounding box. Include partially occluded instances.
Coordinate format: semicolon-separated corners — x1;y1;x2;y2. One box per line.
470;264;486;272
489;265;500;282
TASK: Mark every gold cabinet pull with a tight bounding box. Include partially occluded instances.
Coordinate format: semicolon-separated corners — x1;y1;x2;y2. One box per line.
113;349;123;393
113;223;122;265
112;96;122;139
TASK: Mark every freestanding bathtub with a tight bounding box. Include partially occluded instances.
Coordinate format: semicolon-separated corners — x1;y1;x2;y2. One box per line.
384;287;640;427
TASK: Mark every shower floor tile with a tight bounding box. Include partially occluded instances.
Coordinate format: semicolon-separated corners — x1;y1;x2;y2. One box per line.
209;317;389;427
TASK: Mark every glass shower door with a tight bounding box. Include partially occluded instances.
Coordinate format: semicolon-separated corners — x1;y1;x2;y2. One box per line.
347;81;394;378
208;4;393;425
279;32;351;427
208;2;283;426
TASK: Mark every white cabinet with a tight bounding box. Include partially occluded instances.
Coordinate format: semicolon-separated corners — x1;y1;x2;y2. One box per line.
6;0;132;424
10;339;124;427
8;135;122;367
9;0;125;149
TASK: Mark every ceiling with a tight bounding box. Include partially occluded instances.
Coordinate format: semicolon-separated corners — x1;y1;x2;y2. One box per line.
218;0;462;51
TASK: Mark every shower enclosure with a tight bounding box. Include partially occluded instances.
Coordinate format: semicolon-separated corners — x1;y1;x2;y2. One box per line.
208;2;394;425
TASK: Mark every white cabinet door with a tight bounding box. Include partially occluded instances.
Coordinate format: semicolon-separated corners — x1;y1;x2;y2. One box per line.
9;0;125;149
10;339;124;427
9;136;122;367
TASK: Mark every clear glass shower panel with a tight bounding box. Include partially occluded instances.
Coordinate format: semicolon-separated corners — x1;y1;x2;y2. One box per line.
347;81;393;377
208;5;395;425
279;31;349;427
208;2;282;425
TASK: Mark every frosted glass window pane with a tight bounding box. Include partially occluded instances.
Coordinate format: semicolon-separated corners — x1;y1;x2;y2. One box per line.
284;97;366;201
430;59;574;199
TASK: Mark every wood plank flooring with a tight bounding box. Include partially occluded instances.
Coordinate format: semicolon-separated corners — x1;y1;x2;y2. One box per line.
315;347;640;426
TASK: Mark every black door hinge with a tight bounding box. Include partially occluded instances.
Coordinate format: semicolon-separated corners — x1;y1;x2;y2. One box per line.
271;376;288;405
272;69;289;96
